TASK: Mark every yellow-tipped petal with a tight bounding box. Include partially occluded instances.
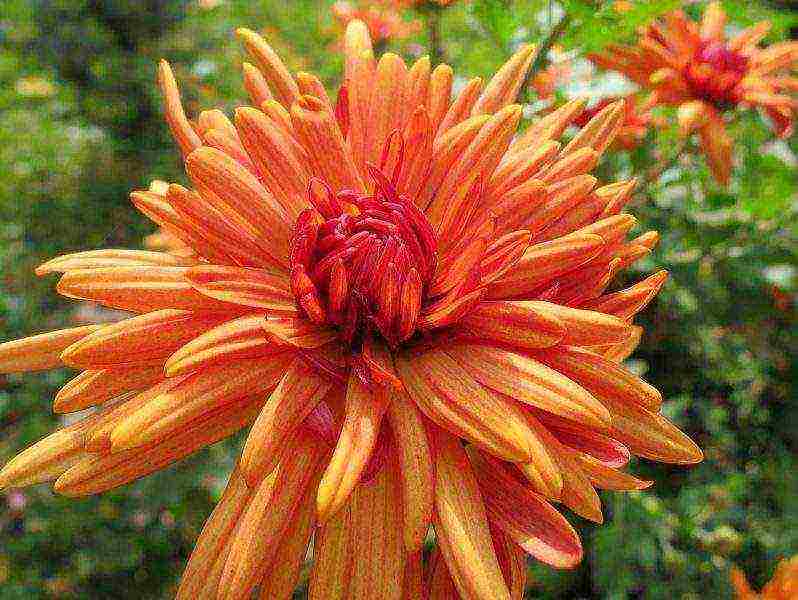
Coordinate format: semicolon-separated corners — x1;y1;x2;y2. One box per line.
0;325;101;373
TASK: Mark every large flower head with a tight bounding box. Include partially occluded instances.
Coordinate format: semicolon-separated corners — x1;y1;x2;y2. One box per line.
591;2;798;184
0;19;702;599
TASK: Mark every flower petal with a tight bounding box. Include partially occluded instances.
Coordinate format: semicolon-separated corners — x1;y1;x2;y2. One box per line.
0;325;101;373
184;264;295;312
54;364;165;413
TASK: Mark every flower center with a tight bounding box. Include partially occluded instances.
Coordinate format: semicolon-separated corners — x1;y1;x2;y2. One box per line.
289;168;437;350
684;40;749;108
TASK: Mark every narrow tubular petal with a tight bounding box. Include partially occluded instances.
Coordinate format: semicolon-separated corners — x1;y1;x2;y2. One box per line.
56;266;237;313
490;523;527;600
61;310;228;368
428;64;454;134
0;416;98;489
161;185;278;269
317;375;389;522
487;140;560;201
109;358;291;451
262;315;337;348
165;313;287;377
176;464;258;600
468;447;583;568
291;95;364;193
0;325;101;373
543;419;630;468
582;270;668;320
236;28;300;107
397;348;537;462
296;71;334;113
234;106;310;220
36;249;193;275
573;452;652;491
185;146;291;264
553;444;604;523
241;358;333;485
242;62;273;106
472;44;535;116
458;300;566;349
489;234;605;300
439;77;483;134
512;98;588;151
433;429;512;600
533;345;662;411
184;264;294;312
386;389;434;552
55;395;263;496
524;301;632;346
54;364;165;413
348;455;406;600
366;52;409;162
602;396;703;464
309;504;353;600
256;473;317;600
219;432;324;600
562;100;625;157
404;56;431;123
157;60;202;157
447;343;611;430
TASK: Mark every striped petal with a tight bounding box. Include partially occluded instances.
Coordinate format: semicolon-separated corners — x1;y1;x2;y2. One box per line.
0;325;101;373
185;264;295;312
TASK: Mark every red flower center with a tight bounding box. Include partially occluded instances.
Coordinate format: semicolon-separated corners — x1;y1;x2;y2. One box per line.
289;167;437;350
683;40;749;108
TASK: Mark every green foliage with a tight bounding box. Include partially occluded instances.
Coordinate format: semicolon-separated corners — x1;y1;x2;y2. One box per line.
0;1;795;598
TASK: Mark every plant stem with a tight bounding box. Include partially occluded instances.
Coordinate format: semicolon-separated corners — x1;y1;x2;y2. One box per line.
519;12;571;103
425;4;445;66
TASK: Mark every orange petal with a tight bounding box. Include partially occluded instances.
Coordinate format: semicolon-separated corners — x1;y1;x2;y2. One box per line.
603;396;704;464
61;309;229;368
401;551;425;600
262;314;337;348
36;249;193;275
439;76;483;134
386;389;434;552
176;463;259;600
468;447;583;569
241;358;333;485
234;106;310;221
308;502;353;600
458;300;566;349
572;452;652;491
165;313;286;377
525;301;632;346
490;522;527;600
56;266;237;313
581;270;668;320
433;428;512;600
428;63;454;135
185;146;291;264
317;374;389;522
157;60;202;157
54;364;165;413
488;234;605;300
447;343;611;431
427;548;459;600
347;454;406;600
236;28;300;107
55;394;263;496
184;264;294;312
242;62;273;107
404;56;431;123
472;44;536;116
366;52;409;163
0;325;101;373
109;358;291;450
397;347;537;462
219;431;325;600
562;100;625;157
533;345;662;411
512;97;587;151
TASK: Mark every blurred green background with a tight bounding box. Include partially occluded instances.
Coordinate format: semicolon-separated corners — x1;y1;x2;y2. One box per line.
0;0;795;598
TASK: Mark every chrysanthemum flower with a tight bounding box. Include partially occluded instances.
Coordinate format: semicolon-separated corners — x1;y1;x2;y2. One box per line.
731;555;798;600
574;96;660;151
591;2;798;184
332;1;421;47
0;20;702;599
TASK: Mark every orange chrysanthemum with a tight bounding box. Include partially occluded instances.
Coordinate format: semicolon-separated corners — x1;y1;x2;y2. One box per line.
332;1;421;45
574;96;660;151
591;2;798;184
0;20;702;600
731;556;798;600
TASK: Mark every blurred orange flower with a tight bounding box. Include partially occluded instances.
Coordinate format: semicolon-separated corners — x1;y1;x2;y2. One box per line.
591;2;798;184
575;96;660;151
332;1;421;45
731;555;798;600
